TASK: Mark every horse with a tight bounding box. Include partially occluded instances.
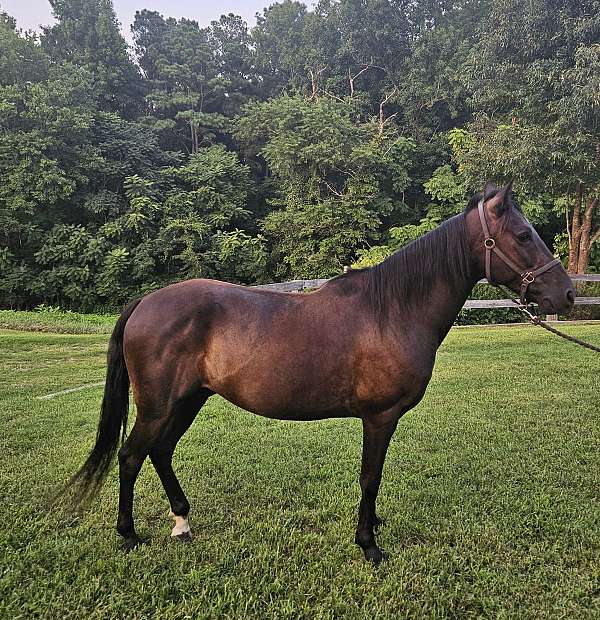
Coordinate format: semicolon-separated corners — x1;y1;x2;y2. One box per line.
69;182;574;563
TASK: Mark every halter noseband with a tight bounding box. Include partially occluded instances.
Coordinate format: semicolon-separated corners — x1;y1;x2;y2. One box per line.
477;198;561;305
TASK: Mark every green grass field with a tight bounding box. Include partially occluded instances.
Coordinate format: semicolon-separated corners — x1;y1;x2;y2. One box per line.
1;321;599;619
0;308;116;334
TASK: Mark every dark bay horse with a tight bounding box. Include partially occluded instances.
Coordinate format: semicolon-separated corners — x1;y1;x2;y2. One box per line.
71;183;574;563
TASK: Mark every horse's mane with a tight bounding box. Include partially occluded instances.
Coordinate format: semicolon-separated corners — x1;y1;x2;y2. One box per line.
360;213;472;321
335;187;517;322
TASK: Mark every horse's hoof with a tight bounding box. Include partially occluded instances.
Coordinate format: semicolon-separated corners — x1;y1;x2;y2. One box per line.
120;535;148;552
173;531;192;543
364;545;387;565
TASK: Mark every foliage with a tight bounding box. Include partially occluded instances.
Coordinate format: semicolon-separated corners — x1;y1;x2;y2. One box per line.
42;0;144;117
1;0;599;311
236;95;416;277
131;9;254;152
457;0;600;270
352;244;393;269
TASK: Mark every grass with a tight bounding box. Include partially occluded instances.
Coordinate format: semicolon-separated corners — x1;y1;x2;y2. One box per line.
1;323;600;618
0;308;117;334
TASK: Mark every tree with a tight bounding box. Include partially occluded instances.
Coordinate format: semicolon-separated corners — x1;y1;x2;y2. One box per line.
236;95;415;277
208;14;258;116
132;11;230;153
42;0;144;117
252;1;309;95
397;0;486;141
252;0;414;105
460;0;600;273
154;144;265;283
0;12;49;86
0;62;98;256
2;0;599;311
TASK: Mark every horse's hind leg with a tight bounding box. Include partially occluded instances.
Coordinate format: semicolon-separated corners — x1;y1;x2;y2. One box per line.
149;389;211;541
117;414;168;549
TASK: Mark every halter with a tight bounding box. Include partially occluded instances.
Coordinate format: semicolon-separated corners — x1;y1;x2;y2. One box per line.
477;199;561;305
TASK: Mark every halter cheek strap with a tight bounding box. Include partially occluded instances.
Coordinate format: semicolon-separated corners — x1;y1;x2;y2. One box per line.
477;199;561;305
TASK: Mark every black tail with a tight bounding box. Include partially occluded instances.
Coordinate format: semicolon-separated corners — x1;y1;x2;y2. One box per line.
67;298;143;505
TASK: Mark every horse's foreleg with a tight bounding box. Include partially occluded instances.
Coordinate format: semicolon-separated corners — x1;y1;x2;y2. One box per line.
355;409;400;564
149;391;210;541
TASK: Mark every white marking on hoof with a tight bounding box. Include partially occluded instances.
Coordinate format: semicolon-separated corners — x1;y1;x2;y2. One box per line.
170;512;191;538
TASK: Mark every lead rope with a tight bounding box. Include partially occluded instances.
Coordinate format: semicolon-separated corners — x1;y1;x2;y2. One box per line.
495;284;600;353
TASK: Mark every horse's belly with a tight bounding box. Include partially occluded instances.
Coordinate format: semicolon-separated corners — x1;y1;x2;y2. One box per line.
230;401;355;422
202;353;427;421
202;348;355;420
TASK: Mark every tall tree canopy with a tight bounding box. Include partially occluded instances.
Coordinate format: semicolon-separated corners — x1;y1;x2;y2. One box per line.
42;0;144;117
455;0;600;273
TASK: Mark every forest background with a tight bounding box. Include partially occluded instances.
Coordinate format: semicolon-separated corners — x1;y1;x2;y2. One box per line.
1;0;599;311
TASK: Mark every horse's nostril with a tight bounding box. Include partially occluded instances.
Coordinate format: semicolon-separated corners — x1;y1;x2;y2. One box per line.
566;290;575;304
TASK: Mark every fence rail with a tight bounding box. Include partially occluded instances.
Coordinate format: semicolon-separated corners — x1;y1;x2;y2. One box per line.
570;274;600;281
463;297;600;309
254;274;600;311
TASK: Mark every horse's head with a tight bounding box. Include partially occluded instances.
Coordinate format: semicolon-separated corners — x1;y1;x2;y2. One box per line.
466;182;574;315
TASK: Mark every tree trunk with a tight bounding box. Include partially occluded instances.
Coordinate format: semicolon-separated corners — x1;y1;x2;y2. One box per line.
378;87;398;136
576;196;598;273
308;67;325;101
567;183;582;273
568;184;598;274
190;121;199;154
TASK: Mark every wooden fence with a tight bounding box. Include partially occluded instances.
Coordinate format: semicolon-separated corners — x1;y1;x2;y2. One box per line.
255;274;600;318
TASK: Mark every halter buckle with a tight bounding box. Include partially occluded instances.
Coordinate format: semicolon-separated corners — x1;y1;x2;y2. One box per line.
522;272;535;284
484;238;496;249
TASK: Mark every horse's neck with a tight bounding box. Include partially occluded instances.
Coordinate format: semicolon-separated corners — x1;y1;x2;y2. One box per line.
366;216;481;343
390;266;478;345
421;274;477;343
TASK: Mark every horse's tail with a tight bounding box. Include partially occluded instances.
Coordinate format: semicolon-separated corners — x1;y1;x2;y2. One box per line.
67;298;143;505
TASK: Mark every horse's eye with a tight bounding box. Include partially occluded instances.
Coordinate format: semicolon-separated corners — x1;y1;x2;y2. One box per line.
517;231;532;243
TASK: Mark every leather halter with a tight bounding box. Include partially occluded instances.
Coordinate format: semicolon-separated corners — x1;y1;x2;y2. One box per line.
477;199;561;305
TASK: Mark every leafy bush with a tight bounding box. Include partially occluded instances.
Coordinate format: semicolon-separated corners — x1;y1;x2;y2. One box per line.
566;282;600;321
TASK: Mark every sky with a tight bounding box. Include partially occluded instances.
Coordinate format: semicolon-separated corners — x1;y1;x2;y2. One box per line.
2;0;317;41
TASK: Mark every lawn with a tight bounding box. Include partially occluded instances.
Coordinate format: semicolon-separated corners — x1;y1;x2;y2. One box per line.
0;308;116;334
1;321;599;619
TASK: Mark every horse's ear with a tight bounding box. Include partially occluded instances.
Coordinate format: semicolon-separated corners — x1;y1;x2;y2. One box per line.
483;180;496;198
494;179;514;216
